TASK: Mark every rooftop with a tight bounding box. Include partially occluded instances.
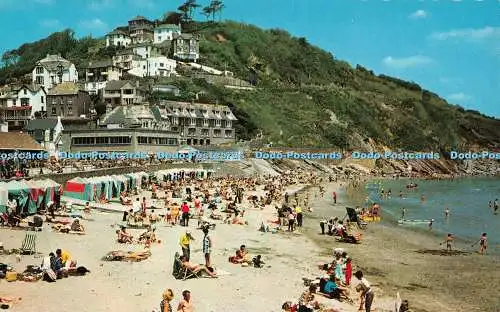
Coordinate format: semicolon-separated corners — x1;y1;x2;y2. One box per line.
104;80;135;91
0;132;44;151
87;59;114;69
47;82;81;96
154;24;181;30
100;104;169;126
107;29;130;36
37;54;72;71
26;118;58;131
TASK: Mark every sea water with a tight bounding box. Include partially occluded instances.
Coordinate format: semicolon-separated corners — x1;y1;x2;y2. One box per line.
364;177;500;254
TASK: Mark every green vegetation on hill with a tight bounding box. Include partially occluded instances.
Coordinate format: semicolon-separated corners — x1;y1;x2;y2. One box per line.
1;21;499;150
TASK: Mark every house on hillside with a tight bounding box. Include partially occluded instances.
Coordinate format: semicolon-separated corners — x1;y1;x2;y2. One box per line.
131;42;162;59
160;100;237;146
84;60;123;95
146;56;177;77
32;54;78;90
128;16;154;44
102;80;144;106
153;24;181;44
172;33;200;62
0;85;47;129
105;28;132;47
46;82;92;118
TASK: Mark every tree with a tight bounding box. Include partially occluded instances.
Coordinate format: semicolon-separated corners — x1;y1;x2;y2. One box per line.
177;3;190;22
205;0;224;22
163;11;183;25
185;0;201;19
202;5;214;21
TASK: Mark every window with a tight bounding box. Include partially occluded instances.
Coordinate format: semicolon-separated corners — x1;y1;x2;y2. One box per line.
52;100;56;105
51;107;56;115
225;130;232;138
36;67;43;74
68;106;73;115
215;119;221;127
138;136;148;144
21;98;30;106
203;119;209;126
158;36;162;41
41;96;44;103
160;63;164;67
36;76;44;85
95;137;109;144
190;118;196;126
227;121;232;128
23;89;27;95
213;129;221;137
68;99;73;104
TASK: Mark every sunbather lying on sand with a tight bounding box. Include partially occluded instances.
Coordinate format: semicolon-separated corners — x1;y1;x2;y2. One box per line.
179;255;217;278
232;215;248;225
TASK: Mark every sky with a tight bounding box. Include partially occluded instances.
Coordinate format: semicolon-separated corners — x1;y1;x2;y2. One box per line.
0;0;499;117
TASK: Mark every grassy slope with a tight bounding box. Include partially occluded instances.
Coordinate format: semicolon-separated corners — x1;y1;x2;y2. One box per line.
1;22;499;150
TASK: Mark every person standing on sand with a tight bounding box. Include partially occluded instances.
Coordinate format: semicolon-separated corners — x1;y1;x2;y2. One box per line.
332;191;337;204
177;290;193;312
181;202;190;227
295;205;303;227
428;219;434;230
288;209;296;232
443;233;454;252
179;231;194;261
202;227;212;268
285;192;289;204
477;233;487;255
401;208;406;219
354;270;374;312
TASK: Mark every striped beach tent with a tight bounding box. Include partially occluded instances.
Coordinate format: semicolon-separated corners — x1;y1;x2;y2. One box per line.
0;182;8;213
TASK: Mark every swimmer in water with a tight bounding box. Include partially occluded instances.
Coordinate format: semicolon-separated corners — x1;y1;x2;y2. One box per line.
428;219;434;230
421;194;426;202
401;207;406;219
399;191;403;198
494;199;498;215
444;208;450;218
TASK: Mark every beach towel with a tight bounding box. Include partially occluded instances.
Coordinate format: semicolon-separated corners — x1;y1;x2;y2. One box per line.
215;268;231;276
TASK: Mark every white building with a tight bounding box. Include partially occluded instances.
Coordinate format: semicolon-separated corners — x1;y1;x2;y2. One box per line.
32;54;78;90
0;85;47;129
85;59;123;95
105;28;132;47
147;56;177;77
153;24;181;44
132;43;161;59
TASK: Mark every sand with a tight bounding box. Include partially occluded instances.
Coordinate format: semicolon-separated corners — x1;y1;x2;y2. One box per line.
1;178;498;312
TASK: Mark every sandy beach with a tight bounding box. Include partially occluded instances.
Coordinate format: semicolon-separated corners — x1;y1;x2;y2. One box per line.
1;174;499;312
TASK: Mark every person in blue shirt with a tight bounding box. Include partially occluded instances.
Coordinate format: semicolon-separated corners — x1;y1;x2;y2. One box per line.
320;274;351;300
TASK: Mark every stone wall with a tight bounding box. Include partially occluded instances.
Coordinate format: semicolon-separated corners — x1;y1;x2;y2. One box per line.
41;162;215;184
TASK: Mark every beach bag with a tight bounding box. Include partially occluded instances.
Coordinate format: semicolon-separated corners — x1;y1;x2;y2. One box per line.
43;269;57;282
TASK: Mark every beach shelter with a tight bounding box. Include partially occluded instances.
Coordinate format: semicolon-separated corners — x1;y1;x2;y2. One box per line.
93;176;112;200
38;179;61;205
6;180;36;214
0;182;8;213
22;179;45;208
64;177;92;201
124;173;137;190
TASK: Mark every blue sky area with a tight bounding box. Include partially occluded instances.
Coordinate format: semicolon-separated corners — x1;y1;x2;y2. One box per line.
1;0;499;117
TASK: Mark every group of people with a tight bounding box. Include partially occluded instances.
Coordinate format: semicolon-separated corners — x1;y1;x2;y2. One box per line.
154;288;193;312
40;248;75;280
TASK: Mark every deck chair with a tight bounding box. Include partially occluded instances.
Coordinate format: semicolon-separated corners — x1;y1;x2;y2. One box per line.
20;232;37;255
172;252;200;280
345;207;367;230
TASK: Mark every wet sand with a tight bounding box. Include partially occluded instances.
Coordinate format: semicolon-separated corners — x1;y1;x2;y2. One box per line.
302;181;500;312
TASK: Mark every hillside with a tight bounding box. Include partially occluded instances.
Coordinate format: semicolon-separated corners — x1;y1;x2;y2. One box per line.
1;22;500;150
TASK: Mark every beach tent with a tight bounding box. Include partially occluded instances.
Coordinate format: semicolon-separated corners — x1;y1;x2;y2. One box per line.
64;177;92;201
124;173;137;190
0;182;8;213
93;176;112;200
6;180;36;214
